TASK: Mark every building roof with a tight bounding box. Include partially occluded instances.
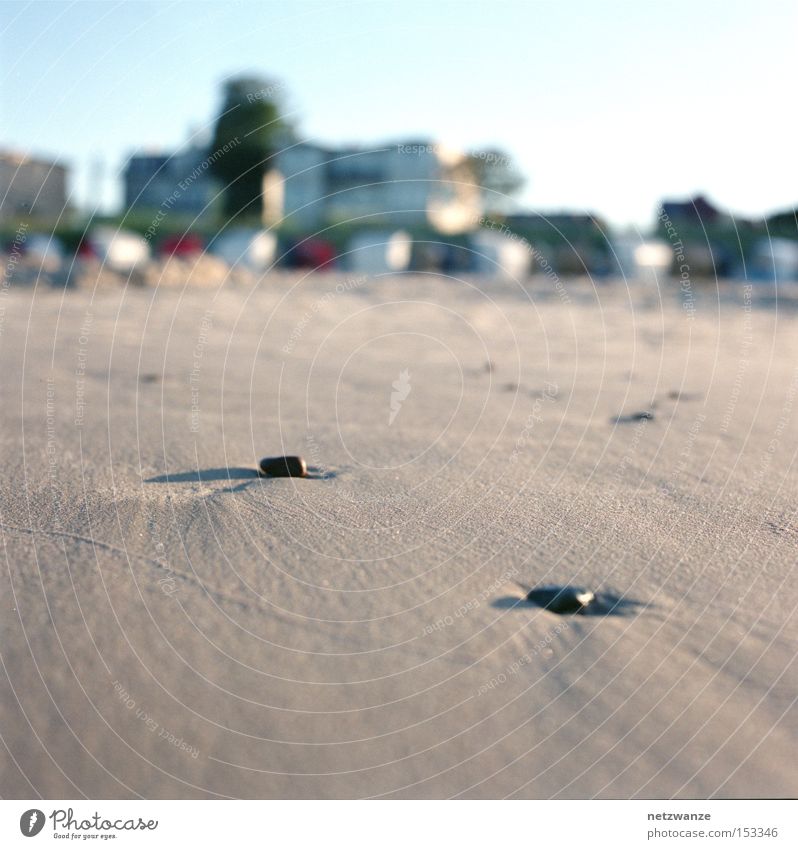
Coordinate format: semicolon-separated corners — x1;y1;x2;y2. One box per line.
661;194;722;222
0;149;67;171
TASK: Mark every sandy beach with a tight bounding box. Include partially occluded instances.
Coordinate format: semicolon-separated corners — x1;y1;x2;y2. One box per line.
1;270;796;799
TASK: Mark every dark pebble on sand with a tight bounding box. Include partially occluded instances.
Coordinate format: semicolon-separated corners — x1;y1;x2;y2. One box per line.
259;455;308;478
527;586;596;614
525;586;644;616
614;410;655;423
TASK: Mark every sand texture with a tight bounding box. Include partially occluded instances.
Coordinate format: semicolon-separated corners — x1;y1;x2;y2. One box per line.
1;273;796;798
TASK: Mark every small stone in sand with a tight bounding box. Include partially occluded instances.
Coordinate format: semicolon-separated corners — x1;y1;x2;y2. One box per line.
527;586;596;614
614;410;655;423
259;456;308;478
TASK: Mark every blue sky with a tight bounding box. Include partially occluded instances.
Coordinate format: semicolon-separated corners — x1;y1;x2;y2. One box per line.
2;0;796;228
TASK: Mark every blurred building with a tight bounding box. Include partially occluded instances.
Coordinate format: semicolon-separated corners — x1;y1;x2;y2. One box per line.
661;195;723;225
504;211;612;274
263;141;483;234
0;150;68;222
656;195;742;277
123;144;220;216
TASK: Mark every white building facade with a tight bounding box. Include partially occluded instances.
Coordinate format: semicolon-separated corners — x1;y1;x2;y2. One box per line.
264;141;482;234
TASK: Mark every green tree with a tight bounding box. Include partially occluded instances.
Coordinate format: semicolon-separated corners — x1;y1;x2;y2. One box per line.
470;148;525;214
210;75;286;220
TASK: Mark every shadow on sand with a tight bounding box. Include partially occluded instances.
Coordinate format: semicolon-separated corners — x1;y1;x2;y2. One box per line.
492;589;646;617
145;465;336;484
145;467;260;484
612;411;655;424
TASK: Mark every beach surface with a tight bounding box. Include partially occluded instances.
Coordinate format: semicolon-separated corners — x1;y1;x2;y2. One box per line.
1;271;796;798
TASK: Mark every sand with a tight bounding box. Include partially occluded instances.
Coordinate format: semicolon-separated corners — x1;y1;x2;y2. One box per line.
1;269;796;798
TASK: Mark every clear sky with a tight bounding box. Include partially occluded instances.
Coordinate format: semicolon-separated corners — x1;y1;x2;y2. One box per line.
2;0;796;228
